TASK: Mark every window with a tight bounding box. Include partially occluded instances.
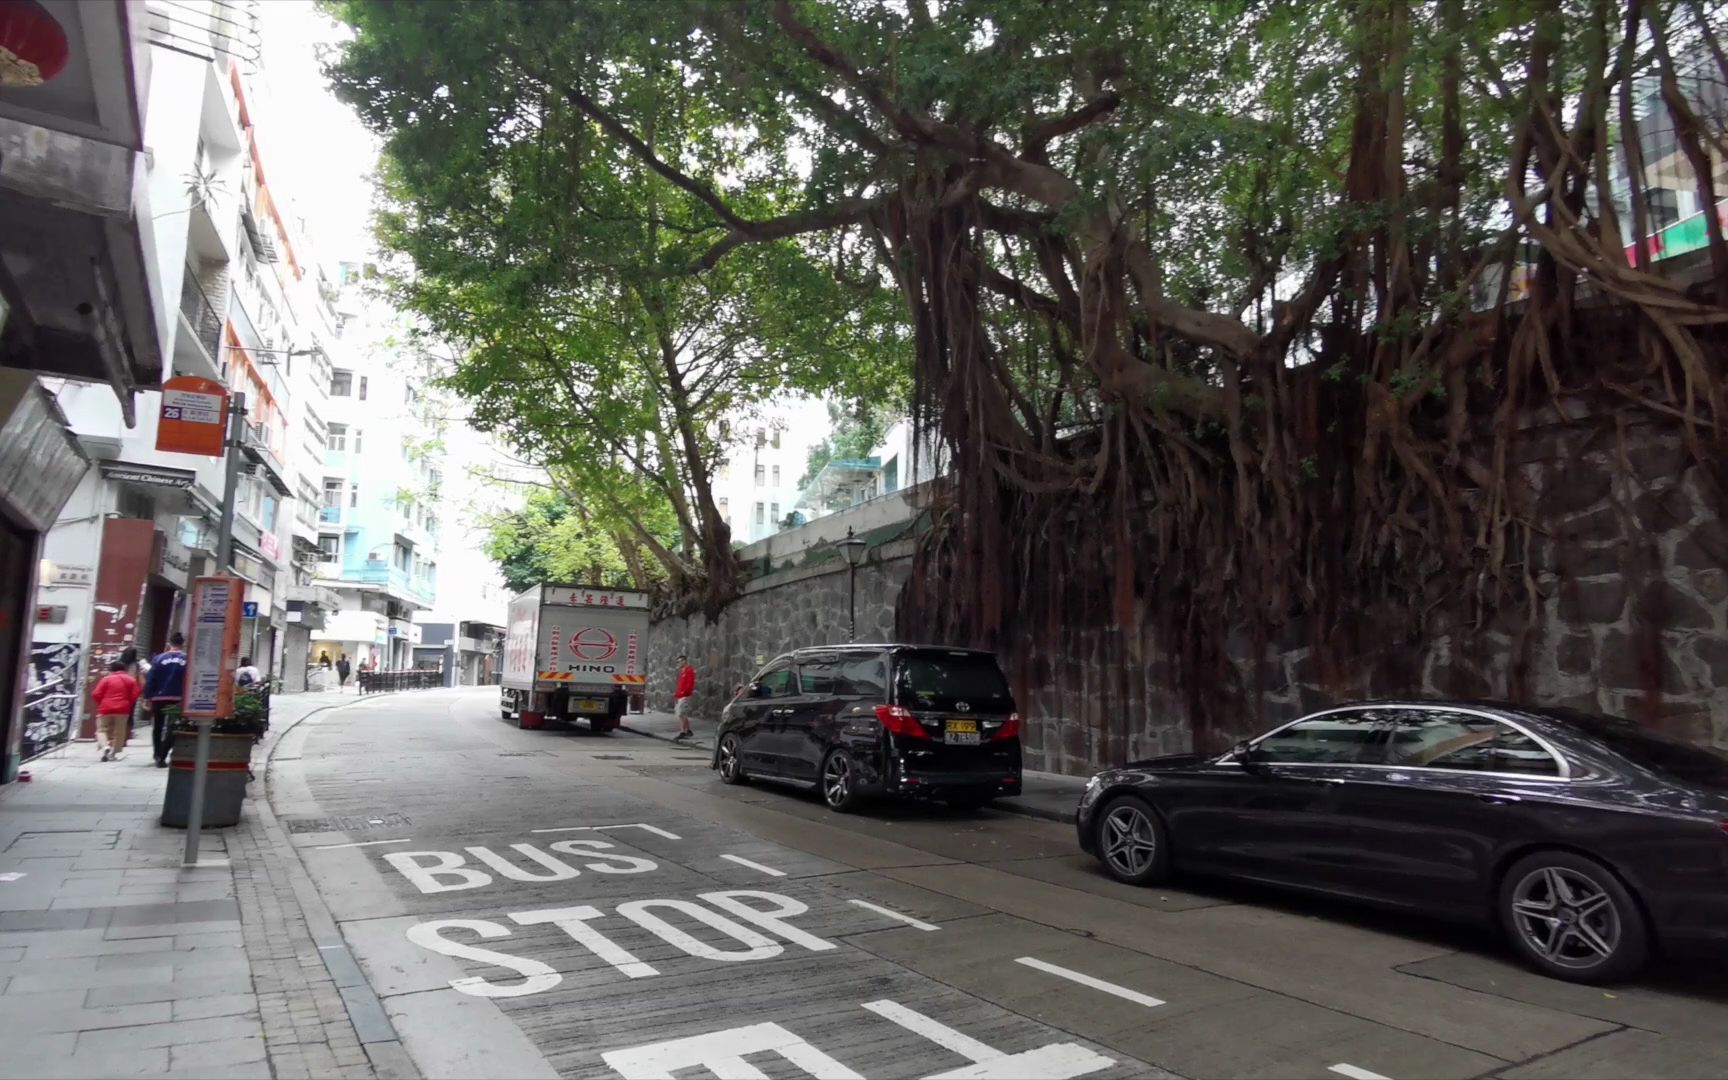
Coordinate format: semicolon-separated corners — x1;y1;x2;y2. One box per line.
754;464;766;486
349;483;359;508
1384;710;1560;776
754;429;766;449
394;543;411;572
894;652;1013;713
330;370;353;396
717;496;729;521
754;502;765;525
326;423;347;452
752;662;798;699
1252;711;1385;765
718;461;730;481
799;653;885;698
321;479;343;508
770;502;780;523
772;465;781;487
358;376;368;400
771;429;781;449
317;535;340;563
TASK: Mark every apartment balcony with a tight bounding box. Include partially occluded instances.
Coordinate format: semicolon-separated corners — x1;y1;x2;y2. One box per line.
350;559;435;610
318;504;344;527
173;266;224;382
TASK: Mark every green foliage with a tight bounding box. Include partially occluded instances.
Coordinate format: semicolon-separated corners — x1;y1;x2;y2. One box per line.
483;488;671;593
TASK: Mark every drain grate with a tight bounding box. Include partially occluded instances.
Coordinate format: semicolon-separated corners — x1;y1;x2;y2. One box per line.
496;751;549;758
592;754;634;760
284;813;414;834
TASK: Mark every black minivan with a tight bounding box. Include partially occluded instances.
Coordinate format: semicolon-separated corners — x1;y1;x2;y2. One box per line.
710;644;1022;812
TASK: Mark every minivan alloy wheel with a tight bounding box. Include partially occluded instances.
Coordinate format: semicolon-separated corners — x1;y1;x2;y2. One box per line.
718;734;743;783
1101;803;1158;879
1510;866;1622;970
823;753;852;808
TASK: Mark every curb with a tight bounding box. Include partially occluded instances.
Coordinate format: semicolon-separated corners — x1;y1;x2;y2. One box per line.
619;723;1079;824
260;695;422;1079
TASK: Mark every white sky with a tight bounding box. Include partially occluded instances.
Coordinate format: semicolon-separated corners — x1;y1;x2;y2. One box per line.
254;0;379;265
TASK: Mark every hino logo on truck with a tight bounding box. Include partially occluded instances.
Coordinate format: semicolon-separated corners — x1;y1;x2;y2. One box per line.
570;628;619;661
567;664;618;673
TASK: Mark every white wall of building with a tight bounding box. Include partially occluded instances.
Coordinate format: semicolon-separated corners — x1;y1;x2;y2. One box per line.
712;396;830;545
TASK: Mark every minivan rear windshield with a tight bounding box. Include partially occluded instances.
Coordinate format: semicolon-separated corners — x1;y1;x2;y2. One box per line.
895;652;1013;713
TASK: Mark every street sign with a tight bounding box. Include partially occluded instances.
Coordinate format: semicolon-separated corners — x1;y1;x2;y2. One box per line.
156;376;229;457
183;575;243;719
242;601;259;618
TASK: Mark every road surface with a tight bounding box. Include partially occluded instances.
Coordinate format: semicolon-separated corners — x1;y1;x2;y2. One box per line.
269;688;1728;1079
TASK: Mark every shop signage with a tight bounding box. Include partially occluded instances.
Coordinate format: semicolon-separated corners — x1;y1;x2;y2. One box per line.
183;575;243;719
104;467;193;488
45;564;93;587
34;605;67;624
156;376;229;457
242;601;259;618
155;539;192;590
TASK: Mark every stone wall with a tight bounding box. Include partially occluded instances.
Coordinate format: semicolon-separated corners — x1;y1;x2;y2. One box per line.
647;538;916;722
649;416;1727;777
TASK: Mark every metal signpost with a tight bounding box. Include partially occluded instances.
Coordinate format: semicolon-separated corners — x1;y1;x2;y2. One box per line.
183;392;246;867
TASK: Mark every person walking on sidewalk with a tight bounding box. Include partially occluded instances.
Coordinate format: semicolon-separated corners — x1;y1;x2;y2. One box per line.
673;654;697;740
91;660;141;762
142;632;187;768
336;653;352;691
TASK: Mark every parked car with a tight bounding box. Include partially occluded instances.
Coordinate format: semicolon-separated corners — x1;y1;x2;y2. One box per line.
711;645;1022;812
1076;701;1728;983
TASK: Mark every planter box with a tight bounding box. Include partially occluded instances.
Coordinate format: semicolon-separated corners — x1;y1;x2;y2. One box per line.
160;732;254;829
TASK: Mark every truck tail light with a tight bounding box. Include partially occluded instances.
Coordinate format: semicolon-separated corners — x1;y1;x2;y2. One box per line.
993;712;1021;741
875;704;930;740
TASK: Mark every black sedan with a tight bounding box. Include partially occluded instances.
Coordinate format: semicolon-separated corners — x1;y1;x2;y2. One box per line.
1077;701;1728;982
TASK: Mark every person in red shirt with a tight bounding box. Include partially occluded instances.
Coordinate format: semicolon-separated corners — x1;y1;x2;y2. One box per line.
91;660;142;762
673;654;697;740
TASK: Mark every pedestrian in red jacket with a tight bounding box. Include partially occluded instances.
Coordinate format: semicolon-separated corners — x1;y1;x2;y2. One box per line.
91;660;141;762
673;655;696;740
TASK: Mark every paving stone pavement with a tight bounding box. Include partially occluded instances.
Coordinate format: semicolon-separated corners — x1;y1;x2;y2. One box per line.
0;690;421;1080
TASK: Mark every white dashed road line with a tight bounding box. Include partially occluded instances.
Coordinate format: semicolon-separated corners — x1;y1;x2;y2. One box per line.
846;898;940;931
1015;957;1166;1008
720;853;787;877
312;837;416;850
1330;1066;1392;1080
530;823;683;839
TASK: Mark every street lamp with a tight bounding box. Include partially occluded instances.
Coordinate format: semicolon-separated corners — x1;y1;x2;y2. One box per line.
835;527;869;643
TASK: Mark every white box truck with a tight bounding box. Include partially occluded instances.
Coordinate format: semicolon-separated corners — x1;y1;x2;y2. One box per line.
500;584;650;732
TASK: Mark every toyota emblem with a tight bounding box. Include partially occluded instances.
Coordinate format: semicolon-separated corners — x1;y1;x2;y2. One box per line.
954;701;971;712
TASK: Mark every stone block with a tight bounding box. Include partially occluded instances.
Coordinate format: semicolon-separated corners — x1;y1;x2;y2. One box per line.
1553;505;1623;545
1553;544;1621;579
1596;630;1687;694
1537;458;1613;518
1671;519;1728;572
1693;637;1728;686
1692;569;1728;605
1632;580;1715;631
1555;633;1594;677
1632;485;1697;533
1626;438;1689;483
1557;578;1628;625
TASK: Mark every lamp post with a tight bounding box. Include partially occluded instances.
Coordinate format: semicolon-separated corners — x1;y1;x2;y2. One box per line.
835;527;869;643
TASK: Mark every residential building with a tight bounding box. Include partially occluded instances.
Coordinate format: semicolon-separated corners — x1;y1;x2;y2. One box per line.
793;418;946;524
711;397;830;545
310;261;443;671
412;416;511;684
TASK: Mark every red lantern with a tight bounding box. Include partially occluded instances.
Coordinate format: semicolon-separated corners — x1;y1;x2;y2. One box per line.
0;0;69;88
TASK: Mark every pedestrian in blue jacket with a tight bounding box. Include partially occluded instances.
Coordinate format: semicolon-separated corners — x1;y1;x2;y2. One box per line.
142;633;187;768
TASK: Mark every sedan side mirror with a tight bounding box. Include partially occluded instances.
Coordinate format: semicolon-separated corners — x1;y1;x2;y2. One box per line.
1231;739;1261;768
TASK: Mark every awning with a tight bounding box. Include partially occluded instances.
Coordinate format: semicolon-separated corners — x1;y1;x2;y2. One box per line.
0;370;89;531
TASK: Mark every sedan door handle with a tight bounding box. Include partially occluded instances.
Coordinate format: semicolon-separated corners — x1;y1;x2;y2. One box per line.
1306;776;1347;785
1478;793;1521;804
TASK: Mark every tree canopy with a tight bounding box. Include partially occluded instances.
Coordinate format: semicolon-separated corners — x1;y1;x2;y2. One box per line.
330;0;1728;717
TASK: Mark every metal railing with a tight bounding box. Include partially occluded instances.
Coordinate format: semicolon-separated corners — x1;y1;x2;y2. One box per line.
180;265;224;360
357;669;443;694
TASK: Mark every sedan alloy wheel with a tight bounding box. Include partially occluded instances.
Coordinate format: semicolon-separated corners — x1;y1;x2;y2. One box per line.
1500;851;1647;982
1093;795;1169;885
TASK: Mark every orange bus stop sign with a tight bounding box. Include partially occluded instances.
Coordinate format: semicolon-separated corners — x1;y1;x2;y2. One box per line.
156;376;229;456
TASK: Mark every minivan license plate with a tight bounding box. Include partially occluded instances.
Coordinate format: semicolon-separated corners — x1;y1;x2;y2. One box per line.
945;719;980;745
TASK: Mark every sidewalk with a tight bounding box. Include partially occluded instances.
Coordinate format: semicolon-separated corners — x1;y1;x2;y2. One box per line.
621;709;1089;824
0;691;416;1080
